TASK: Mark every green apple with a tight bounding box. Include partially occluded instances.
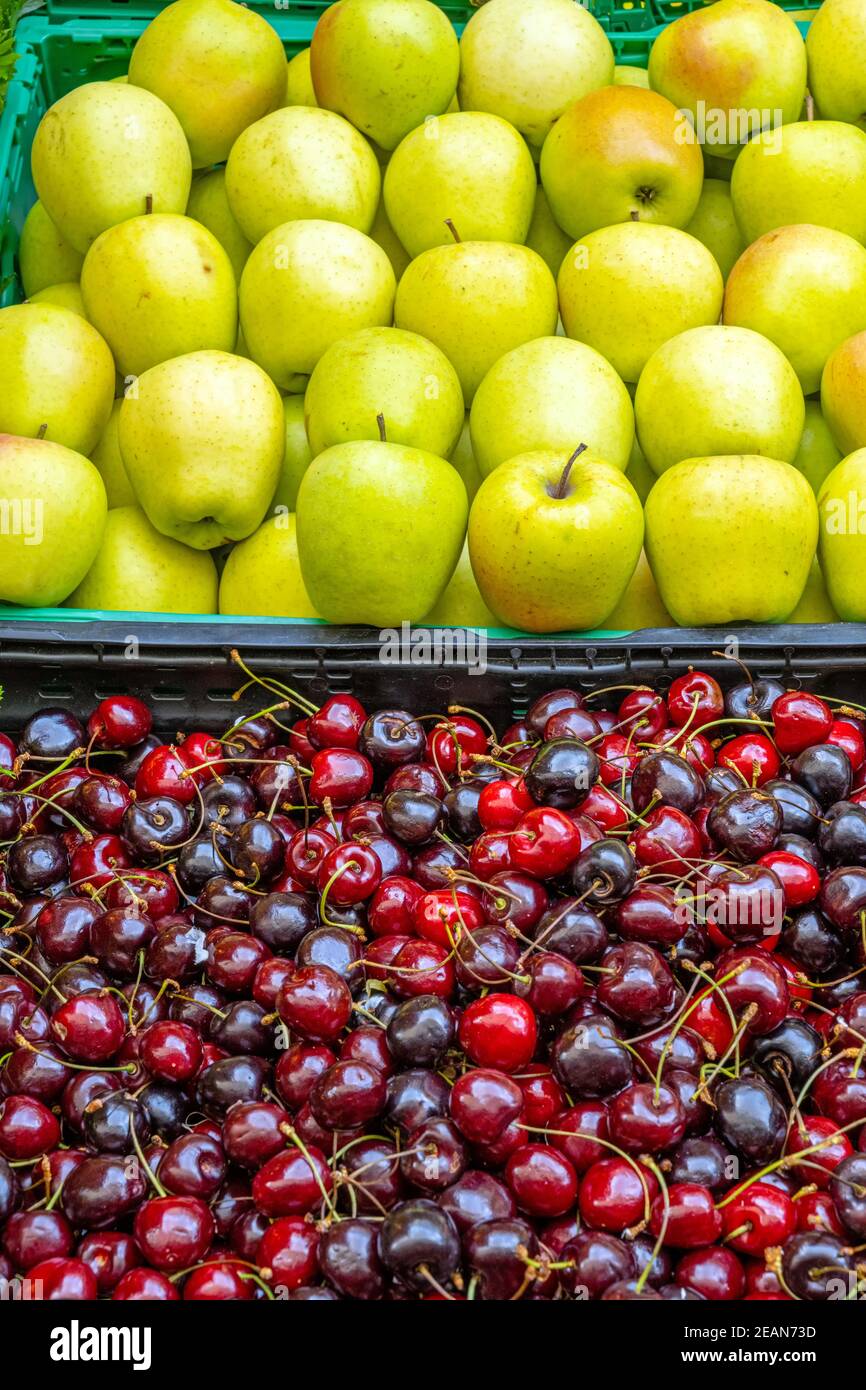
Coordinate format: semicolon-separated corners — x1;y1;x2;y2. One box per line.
186;169;252;282
29;283;87;318
450;415;483;505
806;0;866;131
90;400;136;508
625;437;656;505
0;304;114;454
18;201;84;297
240;219;395;389
269;396;313;513
81;214;237;379
785;557;839;623
723;223;866;394
525;185;572;279
558;223;724;383
648;0;806;157
540;86;703;241
468;447;644;632
310;0;459;151
305;326;464;457
818;448;866;618
395;241;557;402
792;400;843;494
731;122;866;245
614;66;649;88
31;82;191;254
128;0;287;167
0;433;107;606
603;549;674;631
470;336;633;477
220;513;319;618
423;540;497;627
369;194;411;282
821;331;866;454
636;325;804;475
645;453;818;624
119;349;284;549
683;178;744;280
296;439;467;623
285;48;318;108
67;505;219;613
225;107;381;245
383;112;536;257
458;0;614;151
703;151;736;182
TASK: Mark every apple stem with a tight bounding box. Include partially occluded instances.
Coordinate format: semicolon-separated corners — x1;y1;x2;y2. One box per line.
36;423;48;440
145;193;153;215
629;209;640;221
376;412;387;443
444;218;462;244
805;90;815;121
551;443;588;499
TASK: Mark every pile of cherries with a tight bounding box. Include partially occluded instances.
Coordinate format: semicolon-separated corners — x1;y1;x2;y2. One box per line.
2;658;866;1302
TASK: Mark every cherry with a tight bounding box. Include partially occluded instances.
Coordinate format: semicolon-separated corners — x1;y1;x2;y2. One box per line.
631;806;702;873
667;672;724;729
578;1158;659;1231
400;1117;466;1192
561;1231;635;1299
341;1024;393;1077
50;992;125;1062
721;1181;796;1254
139;1020;203;1083
619;687;668;738
317;842;381;905
524;739;600;811
21;708;84;760
134;744;197;805
426;715;488;775
786;1116;853;1186
772;691;834;755
379;1199;460;1292
632;749;704;816
792;743;853;808
675;1246;744;1300
650;1183;722;1248
717;733;780;787
35;895;101;964
7;834;68;893
88;696;152;749
609;1082;687;1153
828;717;865;770
389;939;454;999
413;886;484;947
253;1145;333;1216
309;748;374;806
757;850;820;908
597;941;677;1027
0;1094;61;1160
714;1076;787;1165
552;1014;633;1098
3;1210;73;1270
511;806;581;878
458;994;538;1072
829;1153;866;1237
159;1133;226;1199
133;1196;214;1272
385;1070;450;1135
29;1255;98;1301
78;1232;140;1294
319;1218;385;1300
468;829;513;879
780;1231;854;1300
382;789;443;846
113;1267;179;1300
504;1144;577;1218
449;1069;523;1144
575;783;630;831
309;1059;387;1129
616;884;686;948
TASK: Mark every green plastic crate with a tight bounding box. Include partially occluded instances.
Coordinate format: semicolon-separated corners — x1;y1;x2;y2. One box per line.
649;0;820;24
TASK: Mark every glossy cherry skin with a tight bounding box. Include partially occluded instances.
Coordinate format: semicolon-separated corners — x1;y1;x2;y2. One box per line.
158;1133;226;1199
596;941;677;1028
318;842;382;905
368;875;424;937
319;1218;385;1300
667;672;724;729
139;1020;202;1083
49;992;126;1063
449;1069;524;1144
277;964;351;1041
0;1094;61;1160
721;1181;796;1254
675;1246;745;1300
504;1144;577;1218
785;1116;854;1187
309;1059;387;1130
252;1144;333;1217
133;1196;214;1273
28;1256;98;1301
649;1183;722;1248
309;749;374;807
511;806;582;878
772;691;834;755
2;1210;74;1270
608;1082;687;1154
458;994;538;1073
578;1158;659;1232
89;696;153;749
716;734;780;787
77;1232;141;1294
378;1198;460;1293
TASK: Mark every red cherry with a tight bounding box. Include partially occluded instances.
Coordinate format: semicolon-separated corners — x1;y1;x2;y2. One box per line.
578;1157;659;1231
512;806;581;878
794;1189;845;1237
104;867;179;919
414;887;484;947
717;733;780;786
514;1064;565;1129
88;696;152;749
675;1246;744;1300
50;992;126;1062
139;1020;203;1082
184;1260;255;1301
649;1183;722;1247
596;734;640;787
505;1143;578;1217
721;1181;796;1254
277;965;352;1041
29;1256;98;1301
575;783;629;831
785;1116;853;1186
113;1268;179;1300
307;694;366;751
317;841;382;904
458;994;538;1072
135;745;197;804
70;833;132;891
543;707;601;742
618;688;668;739
477;778;535;831
425;715;488;775
257;1216;319;1291
658;727;716;774
288;719;316;764
368;875;425;937
469;830;513;879
631;806;702;873
252;1145;333;1216
757;850;820;907
546;1101;609;1172
133;1196;214;1272
286;825;337;887
772;691;834;755
177;731;227;783
0;1094;61;1160
389;939;455;998
308;748;374;806
275;1043;337;1110
78;1232;141;1294
449;1068;524;1143
827;717;865;770
667;672;724;729
515;951;584;1015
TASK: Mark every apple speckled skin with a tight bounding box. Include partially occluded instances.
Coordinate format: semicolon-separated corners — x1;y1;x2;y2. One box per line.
0;303;115;456
67;506;219;615
807;0;866;132
646;454;818;625
220;514;319;619
819;448;866;620
731;121;866;248
821;331;866;458
296;440;468;626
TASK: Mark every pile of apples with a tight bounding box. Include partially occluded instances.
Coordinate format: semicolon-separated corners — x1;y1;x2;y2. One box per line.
4;0;866;630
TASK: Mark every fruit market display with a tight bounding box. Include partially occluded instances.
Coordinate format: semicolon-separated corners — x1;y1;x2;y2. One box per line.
5;0;866;629
2;662;866;1302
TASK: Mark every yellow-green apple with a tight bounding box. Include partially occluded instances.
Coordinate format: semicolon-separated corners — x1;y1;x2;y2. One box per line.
792;400;843;494
470;336;633;477
625;437;656;504
128;0;287;167
468;446;644;631
296;439;467;623
0;433;107;606
525;185;572;279
225;107;381;244
723;223;866;394
450;415;483;505
305;326;464;456
395;241;557;401
818;448;866;618
603;549;674;631
239;219;395;389
81;214;237;379
645;453;817;623
310;0;459;151
18;201;84;296
186;169;252;281
67;505;219;613
614;66;649;88
684;178;744;279
383;112;536;257
636;325;804;475
369;194;411;281
31;82;191;253
458;0;614;150
731;122;866;244
285;48;318;107
558;222;724;382
270;396;313;513
29;283;87;318
806;0;866;130
423;540;497;627
119;350;283;549
90;400;136;508
821;331;866;454
785;557;839;623
0;303;114;454
540;85;703;241
220;513;319;617
648;0;806;157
